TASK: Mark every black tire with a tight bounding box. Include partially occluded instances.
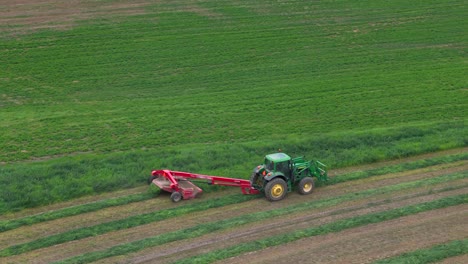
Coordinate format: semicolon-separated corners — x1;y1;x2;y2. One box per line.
298;177;315;195
264;178;287;202
148;175;157;185
250;172;262;188
170;192;182;202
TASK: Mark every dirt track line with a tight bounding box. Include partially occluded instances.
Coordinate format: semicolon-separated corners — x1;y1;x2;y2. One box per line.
317;161;467;197
0;0;150;35
37;183;468;262
112;187;468;264
0;186;149;221
217;204;468;264
129;188;462;263
372;239;468;264
0;188;244;248
436;254;468;264
328;147;468;177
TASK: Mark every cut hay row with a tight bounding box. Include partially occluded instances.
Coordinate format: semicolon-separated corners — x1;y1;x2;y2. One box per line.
62;191;468;264
373;239;468;264
176;194;467;264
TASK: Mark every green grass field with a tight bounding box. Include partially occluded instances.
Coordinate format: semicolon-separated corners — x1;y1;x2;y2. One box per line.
0;0;466;213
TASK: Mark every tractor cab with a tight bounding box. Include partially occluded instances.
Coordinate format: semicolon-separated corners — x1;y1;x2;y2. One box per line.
263;153;292;179
251;153;293;187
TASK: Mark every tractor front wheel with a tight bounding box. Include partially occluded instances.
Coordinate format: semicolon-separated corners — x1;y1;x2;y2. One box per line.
265;178;287;202
298;177;315;195
170;192;182;202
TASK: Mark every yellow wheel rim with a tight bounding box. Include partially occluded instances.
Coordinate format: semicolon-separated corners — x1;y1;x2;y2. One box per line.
271;184;284;198
303;182;312;193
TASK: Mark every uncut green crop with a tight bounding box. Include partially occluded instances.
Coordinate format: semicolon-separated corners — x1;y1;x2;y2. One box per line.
1;0;466;212
1;0;466;162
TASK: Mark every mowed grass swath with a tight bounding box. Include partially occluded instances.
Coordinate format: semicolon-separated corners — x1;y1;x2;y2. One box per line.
0;0;466;212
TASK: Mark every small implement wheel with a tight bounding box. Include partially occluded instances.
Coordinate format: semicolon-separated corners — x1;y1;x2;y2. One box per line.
298;177;315;195
148;175;157;185
265;178;287;201
170;192;182;202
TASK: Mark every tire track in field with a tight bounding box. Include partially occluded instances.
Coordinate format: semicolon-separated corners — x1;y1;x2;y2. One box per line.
0;188;242;248
0;0;150;34
125;188;467;264
436;254;468;264
328;147;467;177
217;204;468;264
1;162;465;263
133;187;464;263
95;171;464;264
0;186;148;221
318;161;467;197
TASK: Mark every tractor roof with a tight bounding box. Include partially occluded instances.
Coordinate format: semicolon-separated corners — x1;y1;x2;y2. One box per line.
265;153;291;162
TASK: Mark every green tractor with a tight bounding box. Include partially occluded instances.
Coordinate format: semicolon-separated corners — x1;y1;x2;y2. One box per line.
250;153;328;201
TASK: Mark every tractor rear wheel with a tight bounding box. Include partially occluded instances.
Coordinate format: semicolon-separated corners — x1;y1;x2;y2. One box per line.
265;178;287;201
170;192;182;202
250;172;262;188
298;177;315;195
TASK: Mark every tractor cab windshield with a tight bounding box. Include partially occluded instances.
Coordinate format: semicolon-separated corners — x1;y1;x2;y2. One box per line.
265;159;274;171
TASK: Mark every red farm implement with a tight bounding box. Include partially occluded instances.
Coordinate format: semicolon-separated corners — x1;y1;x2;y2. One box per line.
149;169;259;202
149;152;328;202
